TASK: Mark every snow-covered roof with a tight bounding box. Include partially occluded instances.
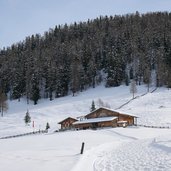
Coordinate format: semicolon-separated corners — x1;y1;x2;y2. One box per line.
115;110;138;118
73;116;118;125
58;117;78;124
85;107;138;118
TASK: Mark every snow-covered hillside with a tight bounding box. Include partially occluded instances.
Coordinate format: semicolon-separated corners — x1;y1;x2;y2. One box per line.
0;84;146;136
0;84;171;171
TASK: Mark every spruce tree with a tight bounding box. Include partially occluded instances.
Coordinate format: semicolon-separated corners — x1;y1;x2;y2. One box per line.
31;74;40;105
24;110;31;125
46;122;50;130
70;55;81;96
90;100;96;112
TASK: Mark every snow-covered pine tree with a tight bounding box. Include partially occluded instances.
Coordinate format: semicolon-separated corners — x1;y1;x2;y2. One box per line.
30;73;40;105
105;40;125;87
90;100;96;112
24;110;31;125
46;122;50;130
70;53;81;96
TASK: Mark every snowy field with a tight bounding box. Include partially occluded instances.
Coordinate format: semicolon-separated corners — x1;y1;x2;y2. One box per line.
1;84;171;171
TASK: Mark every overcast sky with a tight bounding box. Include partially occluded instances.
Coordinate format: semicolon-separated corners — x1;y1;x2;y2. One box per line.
0;0;171;48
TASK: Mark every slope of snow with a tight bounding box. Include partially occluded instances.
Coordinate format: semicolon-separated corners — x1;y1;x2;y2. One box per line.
0;129;126;171
0;127;171;171
0;84;171;171
0;84;148;136
72;127;171;171
120;87;171;127
91;137;171;171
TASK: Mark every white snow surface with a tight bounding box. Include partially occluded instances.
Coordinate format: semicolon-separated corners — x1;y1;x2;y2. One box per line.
1;84;171;171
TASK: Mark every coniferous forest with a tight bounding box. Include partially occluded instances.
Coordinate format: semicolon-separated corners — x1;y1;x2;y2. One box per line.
0;12;171;105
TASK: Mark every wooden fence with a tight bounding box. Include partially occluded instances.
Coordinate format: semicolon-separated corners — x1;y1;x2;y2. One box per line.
0;130;48;140
115;88;157;110
135;124;170;129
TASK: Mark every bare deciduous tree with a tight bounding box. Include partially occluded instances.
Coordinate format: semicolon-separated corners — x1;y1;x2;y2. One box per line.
96;98;111;108
130;80;137;99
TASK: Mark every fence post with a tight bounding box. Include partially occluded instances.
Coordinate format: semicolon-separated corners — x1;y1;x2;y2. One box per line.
80;142;85;154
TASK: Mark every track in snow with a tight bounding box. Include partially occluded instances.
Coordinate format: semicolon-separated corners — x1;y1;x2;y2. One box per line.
93;138;171;171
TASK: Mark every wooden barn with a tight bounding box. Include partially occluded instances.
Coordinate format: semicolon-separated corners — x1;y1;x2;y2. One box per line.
58;117;78;130
58;107;138;130
73;107;138;129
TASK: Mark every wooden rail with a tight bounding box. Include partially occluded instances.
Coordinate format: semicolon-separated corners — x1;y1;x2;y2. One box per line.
115;88;157;110
135;124;170;129
0;130;48;140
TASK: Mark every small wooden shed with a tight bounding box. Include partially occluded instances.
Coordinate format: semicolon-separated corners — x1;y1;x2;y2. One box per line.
58;117;78;130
